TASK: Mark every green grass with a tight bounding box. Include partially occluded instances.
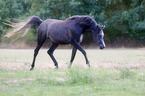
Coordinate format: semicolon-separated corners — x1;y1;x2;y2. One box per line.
0;69;144;96
0;49;145;96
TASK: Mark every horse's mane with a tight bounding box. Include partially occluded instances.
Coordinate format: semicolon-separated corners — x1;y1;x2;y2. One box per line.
66;15;97;28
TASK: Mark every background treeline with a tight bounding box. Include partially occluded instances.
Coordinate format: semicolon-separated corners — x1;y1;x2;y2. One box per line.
0;0;145;47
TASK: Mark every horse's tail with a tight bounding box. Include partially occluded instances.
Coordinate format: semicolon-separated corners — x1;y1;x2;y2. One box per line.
4;16;43;41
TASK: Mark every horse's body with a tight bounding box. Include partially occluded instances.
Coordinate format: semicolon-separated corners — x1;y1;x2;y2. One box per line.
39;18;84;44
5;15;106;70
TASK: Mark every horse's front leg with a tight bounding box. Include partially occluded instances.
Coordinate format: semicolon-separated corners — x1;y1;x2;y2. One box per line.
68;47;77;68
47;43;59;69
71;40;90;67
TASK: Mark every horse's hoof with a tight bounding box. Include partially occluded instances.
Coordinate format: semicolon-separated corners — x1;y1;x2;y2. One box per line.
67;65;72;69
67;66;71;69
87;63;91;68
55;66;59;69
67;62;72;69
30;68;34;71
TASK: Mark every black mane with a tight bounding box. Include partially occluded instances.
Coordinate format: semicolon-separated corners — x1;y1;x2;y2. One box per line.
66;15;97;29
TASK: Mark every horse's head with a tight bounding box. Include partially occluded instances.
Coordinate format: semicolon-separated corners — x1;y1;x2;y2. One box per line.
92;24;106;49
70;16;106;49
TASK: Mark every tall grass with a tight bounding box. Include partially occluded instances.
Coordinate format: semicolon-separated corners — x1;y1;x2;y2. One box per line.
119;67;135;79
66;69;96;84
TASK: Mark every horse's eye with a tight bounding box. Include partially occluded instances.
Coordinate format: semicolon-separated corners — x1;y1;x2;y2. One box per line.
98;35;101;37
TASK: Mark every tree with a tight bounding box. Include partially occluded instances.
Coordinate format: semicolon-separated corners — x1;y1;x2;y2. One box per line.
1;0;145;47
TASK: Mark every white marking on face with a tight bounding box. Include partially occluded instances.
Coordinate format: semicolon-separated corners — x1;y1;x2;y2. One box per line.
100;30;104;36
100;30;105;48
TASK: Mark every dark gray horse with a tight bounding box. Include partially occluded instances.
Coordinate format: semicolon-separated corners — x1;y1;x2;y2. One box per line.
5;15;105;70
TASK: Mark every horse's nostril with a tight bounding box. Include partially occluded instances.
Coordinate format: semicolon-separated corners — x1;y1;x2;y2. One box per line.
100;46;103;49
99;45;105;49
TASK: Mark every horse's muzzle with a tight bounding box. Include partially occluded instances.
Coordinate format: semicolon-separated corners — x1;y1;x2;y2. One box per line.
100;46;105;49
99;44;106;50
96;41;106;49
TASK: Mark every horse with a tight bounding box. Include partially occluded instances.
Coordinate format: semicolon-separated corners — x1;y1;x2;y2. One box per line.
4;15;106;70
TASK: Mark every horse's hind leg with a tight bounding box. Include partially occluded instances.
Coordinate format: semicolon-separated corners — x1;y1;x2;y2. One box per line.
30;35;46;70
47;43;59;69
68;47;77;68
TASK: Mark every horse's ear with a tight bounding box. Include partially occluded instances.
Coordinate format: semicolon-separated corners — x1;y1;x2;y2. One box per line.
101;25;105;29
103;25;105;29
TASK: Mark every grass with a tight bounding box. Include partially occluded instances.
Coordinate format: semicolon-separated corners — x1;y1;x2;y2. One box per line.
0;49;145;96
0;69;144;96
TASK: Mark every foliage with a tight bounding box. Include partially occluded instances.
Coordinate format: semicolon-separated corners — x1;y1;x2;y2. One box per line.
0;0;145;46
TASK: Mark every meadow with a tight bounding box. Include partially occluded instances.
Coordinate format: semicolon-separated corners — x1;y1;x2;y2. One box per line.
0;49;145;96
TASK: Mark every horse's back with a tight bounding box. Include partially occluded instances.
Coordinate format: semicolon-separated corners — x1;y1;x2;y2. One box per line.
39;19;71;43
37;19;64;34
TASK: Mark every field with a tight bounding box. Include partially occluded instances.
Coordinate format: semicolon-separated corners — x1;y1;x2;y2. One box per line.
0;48;145;96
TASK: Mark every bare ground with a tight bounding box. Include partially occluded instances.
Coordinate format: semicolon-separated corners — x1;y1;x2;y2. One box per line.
0;48;145;70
